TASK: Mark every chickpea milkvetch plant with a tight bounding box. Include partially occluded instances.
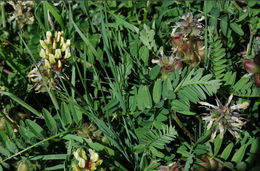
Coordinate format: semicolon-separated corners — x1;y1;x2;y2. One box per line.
0;1;260;171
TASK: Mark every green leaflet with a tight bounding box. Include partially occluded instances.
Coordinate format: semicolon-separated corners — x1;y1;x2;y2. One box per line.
42;108;57;135
230;22;244;36
153;79;162;103
60;102;72;126
221;143;234;160
137;85;152;110
26;120;46;140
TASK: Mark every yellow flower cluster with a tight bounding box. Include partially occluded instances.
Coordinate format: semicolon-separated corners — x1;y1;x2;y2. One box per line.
72;148;104;171
40;31;71;71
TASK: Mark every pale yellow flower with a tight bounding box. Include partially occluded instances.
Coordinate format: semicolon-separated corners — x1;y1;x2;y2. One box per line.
89;149;99;162
39;31;71;71
64;48;71;59
40;48;46;58
58;60;62;68
40;40;48;49
44;60;51;69
55;49;62;59
72;162;80;171
49;54;56;64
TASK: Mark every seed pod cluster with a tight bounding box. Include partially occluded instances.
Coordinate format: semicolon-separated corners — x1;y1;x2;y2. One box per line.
171;13;204;67
152;13;204;79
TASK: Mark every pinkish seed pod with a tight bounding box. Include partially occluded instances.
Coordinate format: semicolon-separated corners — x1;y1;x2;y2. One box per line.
161;65;173;72
243;59;259;73
182;43;189;52
0;118;6;130
171;33;183;46
254;73;260;87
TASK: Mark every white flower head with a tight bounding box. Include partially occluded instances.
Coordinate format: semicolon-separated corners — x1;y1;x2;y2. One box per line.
200;94;248;142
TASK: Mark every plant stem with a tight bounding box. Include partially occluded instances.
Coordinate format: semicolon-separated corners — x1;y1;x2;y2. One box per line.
172;111;195;141
1;2;6;28
143;1;150;22
246;31;254;56
0;127;79;164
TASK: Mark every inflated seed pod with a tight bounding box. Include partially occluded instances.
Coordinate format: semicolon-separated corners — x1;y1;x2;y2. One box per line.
243;59;260;73
17;160;29;171
0;118;6;130
254;73;260;87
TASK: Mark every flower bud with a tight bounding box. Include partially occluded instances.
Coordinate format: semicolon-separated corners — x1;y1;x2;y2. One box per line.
60;37;64;47
45;49;50;56
17;161;29;171
58;60;62;68
243;59;260;73
80;149;88;160
55;49;62;59
46;31;52;44
64;48;71;59
57;31;62;42
53;40;57;49
44;59;51;69
40;40;48;49
72;162;80;171
90;162;97;170
78;158;85;168
49;54;56;64
61;43;66;52
161;57;169;65
89;149;99;162
40;48;46;59
54;31;58;39
65;40;71;49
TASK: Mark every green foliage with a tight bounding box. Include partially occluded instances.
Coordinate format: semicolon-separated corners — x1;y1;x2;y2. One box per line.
210;37;228;79
135;125;177;158
0;1;259;170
